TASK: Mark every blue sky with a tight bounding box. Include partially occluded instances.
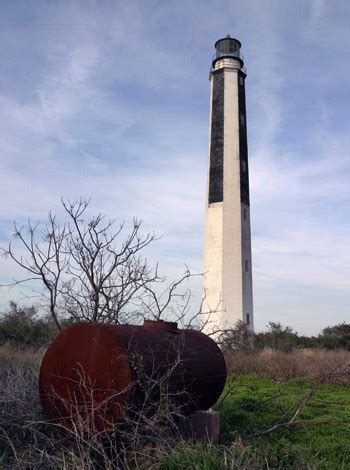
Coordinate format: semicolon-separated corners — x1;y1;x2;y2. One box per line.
0;0;349;334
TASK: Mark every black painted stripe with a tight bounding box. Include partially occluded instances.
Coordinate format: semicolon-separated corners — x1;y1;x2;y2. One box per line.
238;71;250;205
208;70;224;204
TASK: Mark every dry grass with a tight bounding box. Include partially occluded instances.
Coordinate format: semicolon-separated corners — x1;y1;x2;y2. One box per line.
0;344;184;468
0;343;44;368
225;348;350;385
1;344;349;468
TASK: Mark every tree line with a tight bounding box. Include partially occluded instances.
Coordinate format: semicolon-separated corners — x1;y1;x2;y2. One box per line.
220;321;350;352
0;301;349;350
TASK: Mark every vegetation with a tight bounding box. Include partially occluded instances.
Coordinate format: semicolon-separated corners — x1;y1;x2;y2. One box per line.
220;320;350;352
1;300;349;352
320;323;350;350
1;343;349;469
1;199;349;468
0;302;55;348
225;348;350;386
1;198;199;331
217;376;350;468
159;440;266;469
161;376;350;469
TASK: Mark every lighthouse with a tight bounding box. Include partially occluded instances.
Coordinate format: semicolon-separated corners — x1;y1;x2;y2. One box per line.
202;35;254;333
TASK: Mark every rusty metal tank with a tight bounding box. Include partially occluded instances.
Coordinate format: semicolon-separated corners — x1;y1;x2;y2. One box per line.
39;320;227;432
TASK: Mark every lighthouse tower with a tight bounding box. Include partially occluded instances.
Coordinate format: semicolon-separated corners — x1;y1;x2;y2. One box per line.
202;35;253;333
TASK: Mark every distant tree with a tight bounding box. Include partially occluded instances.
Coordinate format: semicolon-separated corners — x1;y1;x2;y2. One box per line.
297;334;320;349
0;301;55;347
219;321;255;353
318;323;350;350
255;322;299;352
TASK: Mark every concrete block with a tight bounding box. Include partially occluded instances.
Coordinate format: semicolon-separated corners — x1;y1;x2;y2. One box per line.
178;410;220;442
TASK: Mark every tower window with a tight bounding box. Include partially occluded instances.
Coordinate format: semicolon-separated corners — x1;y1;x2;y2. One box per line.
240;114;245;126
246;313;250;325
243;208;247;220
239;76;244;86
241;160;247;172
245;259;249;272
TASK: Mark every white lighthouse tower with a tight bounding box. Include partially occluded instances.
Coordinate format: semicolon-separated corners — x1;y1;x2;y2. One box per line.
202;35;253;333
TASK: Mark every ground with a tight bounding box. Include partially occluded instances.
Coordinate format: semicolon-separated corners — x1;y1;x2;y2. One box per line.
1;346;349;469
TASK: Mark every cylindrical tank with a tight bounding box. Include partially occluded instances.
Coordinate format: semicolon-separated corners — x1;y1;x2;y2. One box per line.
39;320;227;432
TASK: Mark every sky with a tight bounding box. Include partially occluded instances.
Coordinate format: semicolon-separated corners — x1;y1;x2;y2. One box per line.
0;0;349;335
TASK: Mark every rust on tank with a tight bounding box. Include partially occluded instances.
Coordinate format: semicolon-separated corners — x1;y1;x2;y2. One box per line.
143;318;179;333
39;321;227;433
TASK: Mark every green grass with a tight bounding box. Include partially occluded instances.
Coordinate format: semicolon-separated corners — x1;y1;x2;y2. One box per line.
158;441;265;469
160;377;350;470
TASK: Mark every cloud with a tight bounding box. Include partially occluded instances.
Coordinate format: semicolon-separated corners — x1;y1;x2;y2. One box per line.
310;0;326;25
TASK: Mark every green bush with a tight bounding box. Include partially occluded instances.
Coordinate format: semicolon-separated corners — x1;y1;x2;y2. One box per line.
0;302;55;347
318;323;350;350
255;322;300;352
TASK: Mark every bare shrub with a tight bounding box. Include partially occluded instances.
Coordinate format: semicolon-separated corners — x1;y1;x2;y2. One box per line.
1;198;209;336
225;348;350;385
1;198;161;328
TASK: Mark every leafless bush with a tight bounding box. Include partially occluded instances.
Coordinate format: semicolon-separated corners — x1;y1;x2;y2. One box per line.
1;198;208;333
1;198;162;328
225;348;350;385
